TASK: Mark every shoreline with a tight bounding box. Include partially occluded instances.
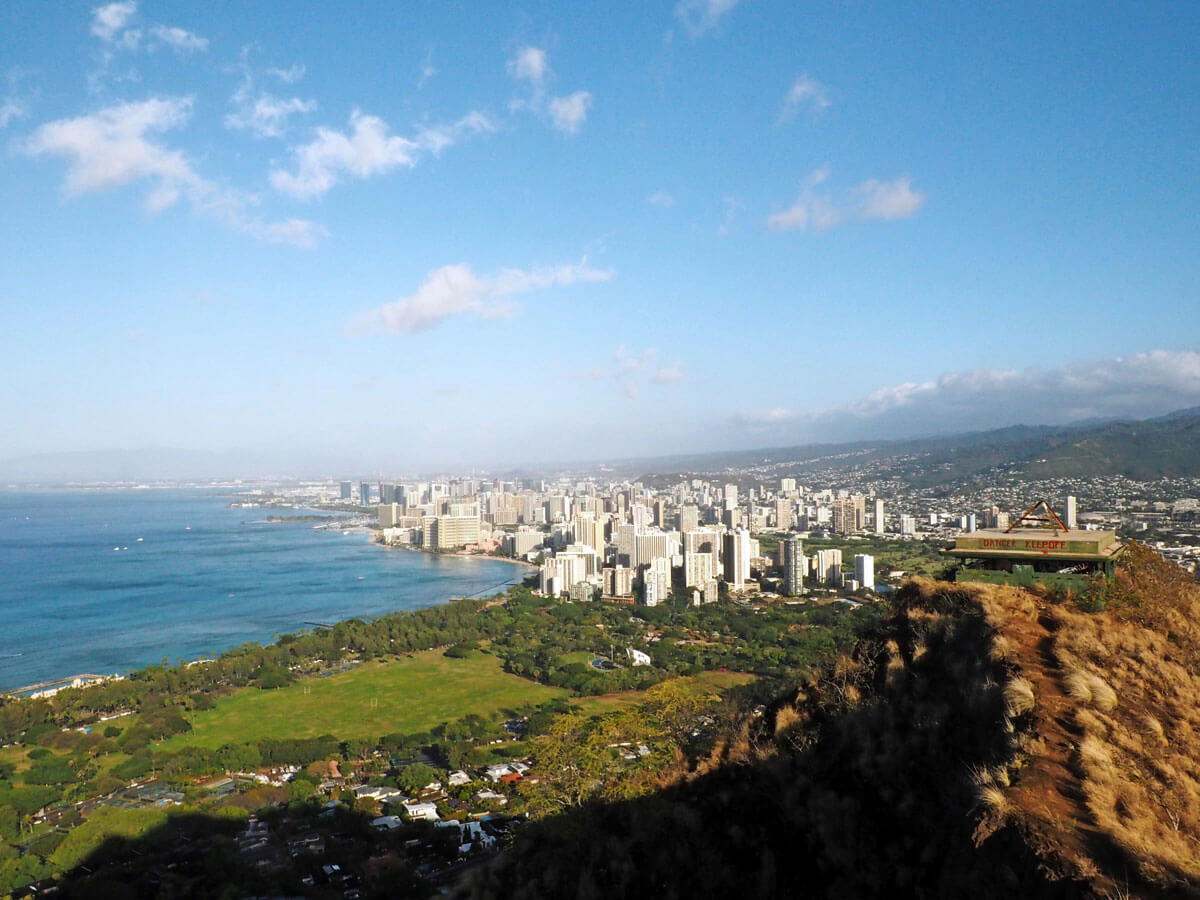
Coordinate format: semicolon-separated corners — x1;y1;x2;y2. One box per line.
0;502;527;696
369;530;539;571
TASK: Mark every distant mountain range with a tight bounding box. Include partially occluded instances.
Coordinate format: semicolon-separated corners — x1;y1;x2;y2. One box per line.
630;406;1200;485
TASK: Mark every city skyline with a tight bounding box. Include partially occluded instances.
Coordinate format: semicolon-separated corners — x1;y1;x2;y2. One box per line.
2;2;1198;472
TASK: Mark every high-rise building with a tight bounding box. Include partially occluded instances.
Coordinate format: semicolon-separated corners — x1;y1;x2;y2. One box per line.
678;505;700;533
723;484;738;510
603;565;634;598
831;498;857;535
854;553;875;590
635;530;677;569
340;481;353;500
813;548;843;586
431;515;481;549
1065;495;1078;530
359;482;372;505
572;513;604;553
780;477;796;493
722;528;751;587
631;503;651;529
874;498;885;535
683;528;721;580
775;499;793;531
642;557;671;606
782;536;805;596
900;515;917;535
684;551;714;589
616;523;637;567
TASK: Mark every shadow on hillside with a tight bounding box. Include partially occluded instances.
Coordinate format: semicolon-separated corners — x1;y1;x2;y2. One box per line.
22;804;446;899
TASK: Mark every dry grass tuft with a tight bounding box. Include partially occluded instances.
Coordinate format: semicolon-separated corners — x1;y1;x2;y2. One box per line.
1078;735;1114;778
979;784;1010;815
1064;669;1093;703
1141;715;1165;744
773;704;801;737
1086;673;1118;712
1003;676;1036;717
987;634;1012;662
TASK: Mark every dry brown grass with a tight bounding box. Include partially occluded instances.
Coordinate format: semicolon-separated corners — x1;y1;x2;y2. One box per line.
987;633;1012;662
1087;673;1118;712
1045;545;1200;885
1064;669;1093;703
979;784;1010;815
1003;676;1036;717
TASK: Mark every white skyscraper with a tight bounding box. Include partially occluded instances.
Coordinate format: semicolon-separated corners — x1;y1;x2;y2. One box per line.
1064;495;1078;530
874;498;885;535
854;553;875;590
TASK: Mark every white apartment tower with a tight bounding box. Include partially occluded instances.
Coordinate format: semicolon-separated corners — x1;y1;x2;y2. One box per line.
854;553;875;590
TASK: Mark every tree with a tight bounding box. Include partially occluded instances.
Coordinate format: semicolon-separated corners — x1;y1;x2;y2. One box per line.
396;763;439;796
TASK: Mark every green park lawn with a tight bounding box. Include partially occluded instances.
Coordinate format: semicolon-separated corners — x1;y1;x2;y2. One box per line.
158;650;567;751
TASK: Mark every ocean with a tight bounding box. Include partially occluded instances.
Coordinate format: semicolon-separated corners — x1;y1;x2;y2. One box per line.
0;489;524;693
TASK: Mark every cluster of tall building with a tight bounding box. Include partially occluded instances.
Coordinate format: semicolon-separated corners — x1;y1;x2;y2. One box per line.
353;474;898;606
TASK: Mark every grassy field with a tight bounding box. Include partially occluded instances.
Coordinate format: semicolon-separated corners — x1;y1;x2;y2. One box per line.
572;669;755;715
158;650;567;751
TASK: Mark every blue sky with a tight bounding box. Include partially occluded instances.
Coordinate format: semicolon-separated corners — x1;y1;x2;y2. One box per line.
1;1;1198;472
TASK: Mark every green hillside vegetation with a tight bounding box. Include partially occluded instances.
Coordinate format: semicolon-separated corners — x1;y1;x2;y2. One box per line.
0;584;876;896
158;650;565;751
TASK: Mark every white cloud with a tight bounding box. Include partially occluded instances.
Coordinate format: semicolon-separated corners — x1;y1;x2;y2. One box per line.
853;177;925;221
418;50;436;88
226;91;316;138
355;259;613;334
91;2;137;42
269;64;305;84
768;168;924;231
732;350;1200;442
149;25;208;53
736;407;798;426
246;218;329;249
675;0;740;36
548;91;592;134
506;47;593;134
0;100;26;128
508;46;549;86
648;191;675;207
780;75;830;120
846;351;1200;423
576;348;685;395
24;97;196;196
651;364;686;384
24;97;322;247
271;109;493;199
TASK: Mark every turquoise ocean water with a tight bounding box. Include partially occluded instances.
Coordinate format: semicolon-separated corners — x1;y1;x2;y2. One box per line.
0;490;523;693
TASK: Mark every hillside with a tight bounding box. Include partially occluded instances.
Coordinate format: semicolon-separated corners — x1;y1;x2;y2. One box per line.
626;407;1200;486
463;547;1200;899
